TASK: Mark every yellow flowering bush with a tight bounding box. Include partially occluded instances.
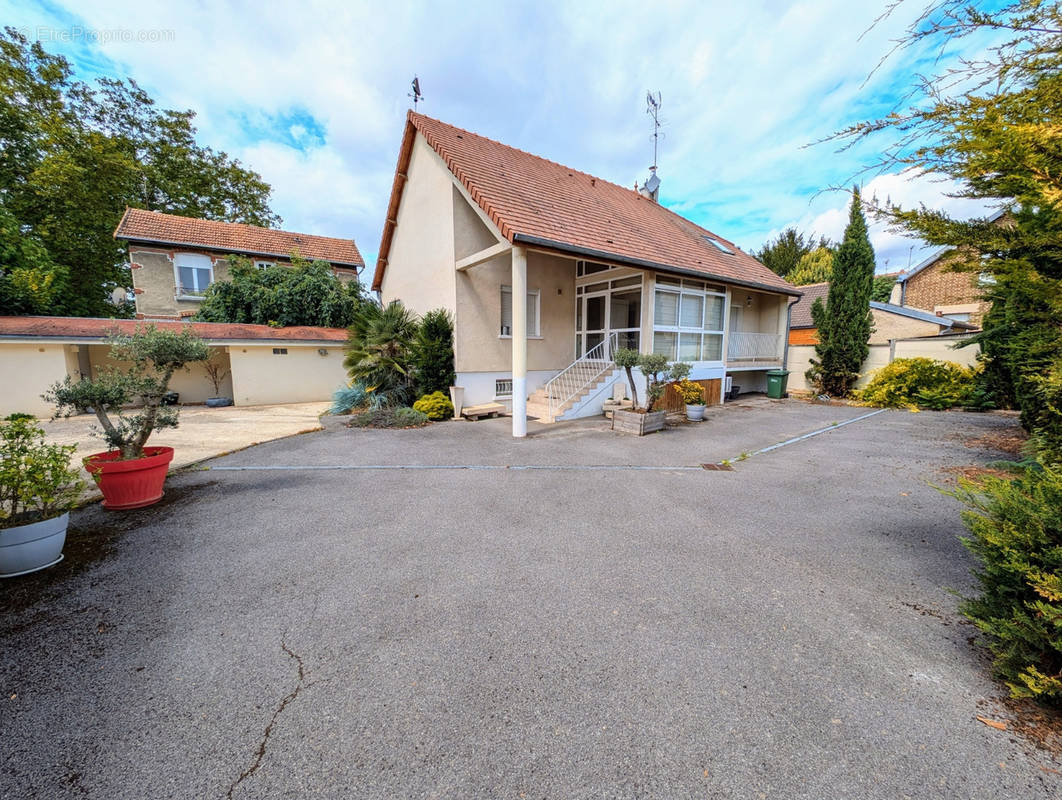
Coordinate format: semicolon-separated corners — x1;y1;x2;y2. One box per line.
674;379;706;405
858;358;976;410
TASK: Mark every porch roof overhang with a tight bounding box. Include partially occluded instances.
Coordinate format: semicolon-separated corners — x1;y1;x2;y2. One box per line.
512;233;804;298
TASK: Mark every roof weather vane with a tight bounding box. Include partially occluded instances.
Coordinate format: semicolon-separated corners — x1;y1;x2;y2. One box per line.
409;76;424;111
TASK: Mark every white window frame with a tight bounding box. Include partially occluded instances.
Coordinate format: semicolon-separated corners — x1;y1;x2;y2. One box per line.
173;252;214;301
652;278;726;362
255;260;276;270
499;285;541;338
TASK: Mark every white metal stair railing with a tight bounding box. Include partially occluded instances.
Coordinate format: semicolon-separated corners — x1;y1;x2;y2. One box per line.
727;331;783;361
543;332;620;421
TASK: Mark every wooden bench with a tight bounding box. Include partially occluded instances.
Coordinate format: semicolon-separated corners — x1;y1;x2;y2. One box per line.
461;402;506;421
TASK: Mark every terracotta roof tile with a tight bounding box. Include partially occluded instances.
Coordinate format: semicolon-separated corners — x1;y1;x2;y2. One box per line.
374;112;798;295
115;209;364;268
789;282;831;328
0;316;347;342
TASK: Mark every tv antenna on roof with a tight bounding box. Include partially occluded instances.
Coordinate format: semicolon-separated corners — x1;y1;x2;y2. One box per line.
409;76;424;111
646;91;662;171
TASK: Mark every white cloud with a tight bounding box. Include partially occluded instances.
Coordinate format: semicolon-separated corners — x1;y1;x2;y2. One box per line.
3;0;1007;275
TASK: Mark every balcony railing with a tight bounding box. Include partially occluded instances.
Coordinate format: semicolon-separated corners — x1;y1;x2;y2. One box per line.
727;331;783;362
175;285;209;301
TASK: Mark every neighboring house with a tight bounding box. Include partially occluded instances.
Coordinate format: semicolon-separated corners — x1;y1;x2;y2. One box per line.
892;247;991;326
114;208;365;321
787;280;976;346
0;316;348;417
374;112;800;436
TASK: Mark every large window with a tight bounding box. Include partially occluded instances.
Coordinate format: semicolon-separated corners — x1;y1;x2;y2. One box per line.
500;285;540;337
652;276;725;361
174;253;214;299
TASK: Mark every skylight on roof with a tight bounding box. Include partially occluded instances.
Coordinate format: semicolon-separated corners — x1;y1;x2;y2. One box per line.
703;236;734;255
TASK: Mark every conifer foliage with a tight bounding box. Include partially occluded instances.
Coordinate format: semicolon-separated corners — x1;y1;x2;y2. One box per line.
806;188;875;396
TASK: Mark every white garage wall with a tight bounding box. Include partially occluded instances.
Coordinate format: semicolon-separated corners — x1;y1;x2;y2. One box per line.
229;344;347;406
0;343;70;417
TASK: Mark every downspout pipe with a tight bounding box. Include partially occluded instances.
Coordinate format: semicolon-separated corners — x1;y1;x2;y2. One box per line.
782;299;795;370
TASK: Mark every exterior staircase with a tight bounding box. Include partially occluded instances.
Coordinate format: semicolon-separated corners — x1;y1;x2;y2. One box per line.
525;360;617;422
525;333;622;423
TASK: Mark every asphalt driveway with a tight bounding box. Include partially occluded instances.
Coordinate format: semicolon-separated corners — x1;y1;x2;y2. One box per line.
1;400;1057;798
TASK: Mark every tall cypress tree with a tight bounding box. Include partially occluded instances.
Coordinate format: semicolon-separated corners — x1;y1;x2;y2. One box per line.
806;187;875;396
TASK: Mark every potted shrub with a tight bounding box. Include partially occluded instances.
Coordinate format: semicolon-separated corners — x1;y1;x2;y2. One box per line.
675;378;708;421
0;417;84;577
611;351;687;435
203;352;232;407
45;326;209;510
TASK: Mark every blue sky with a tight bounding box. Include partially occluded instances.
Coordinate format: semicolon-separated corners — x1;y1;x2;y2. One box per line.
6;0;1003;275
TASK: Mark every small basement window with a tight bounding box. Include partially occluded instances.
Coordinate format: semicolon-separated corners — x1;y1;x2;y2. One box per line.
272;347;288;355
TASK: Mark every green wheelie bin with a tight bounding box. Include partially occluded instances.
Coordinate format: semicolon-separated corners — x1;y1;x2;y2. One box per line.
766;369;790;399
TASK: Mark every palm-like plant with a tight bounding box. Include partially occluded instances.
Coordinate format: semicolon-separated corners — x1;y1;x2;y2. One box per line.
343;300;420;407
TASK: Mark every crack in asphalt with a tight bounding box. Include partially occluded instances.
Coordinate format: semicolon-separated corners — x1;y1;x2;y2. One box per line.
225;639;306;799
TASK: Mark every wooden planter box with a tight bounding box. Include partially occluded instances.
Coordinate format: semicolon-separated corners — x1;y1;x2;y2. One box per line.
611;409;667;436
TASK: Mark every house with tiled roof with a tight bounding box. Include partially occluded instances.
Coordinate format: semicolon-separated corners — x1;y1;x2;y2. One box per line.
115;209;364;321
787;280;976;347
375;112;801;436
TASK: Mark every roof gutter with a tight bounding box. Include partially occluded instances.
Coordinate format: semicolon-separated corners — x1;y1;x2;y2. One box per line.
511;233;802;297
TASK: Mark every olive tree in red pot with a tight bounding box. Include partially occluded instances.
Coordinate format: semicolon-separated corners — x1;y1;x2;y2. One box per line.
46;326;209;510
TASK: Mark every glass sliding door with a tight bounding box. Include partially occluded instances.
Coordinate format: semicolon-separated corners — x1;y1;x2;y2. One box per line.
575;282;642;358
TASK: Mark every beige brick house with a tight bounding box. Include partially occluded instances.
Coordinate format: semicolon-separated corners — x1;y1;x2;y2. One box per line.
114;209;364;321
894;248;990;326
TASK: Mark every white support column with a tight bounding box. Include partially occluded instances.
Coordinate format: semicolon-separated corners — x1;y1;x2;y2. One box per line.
511;246;528;438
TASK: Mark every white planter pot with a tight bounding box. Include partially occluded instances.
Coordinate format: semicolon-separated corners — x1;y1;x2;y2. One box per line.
449;386;465;417
0;512;69;578
685;404;707;421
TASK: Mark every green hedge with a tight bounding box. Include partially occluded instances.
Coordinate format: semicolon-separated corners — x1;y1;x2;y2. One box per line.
956;463;1062;705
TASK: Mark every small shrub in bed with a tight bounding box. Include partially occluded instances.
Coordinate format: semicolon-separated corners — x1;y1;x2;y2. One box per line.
412;391;453;420
347;407;430;429
330;381;371;415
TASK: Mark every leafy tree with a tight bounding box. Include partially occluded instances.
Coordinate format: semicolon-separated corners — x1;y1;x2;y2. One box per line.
0;28;278;318
0;202;65;314
755;228;829;278
194;254;367;328
412;309;455;395
343;301;420;408
831;1;1062;442
787;246;834;285
806;188;876;396
871;274;897;303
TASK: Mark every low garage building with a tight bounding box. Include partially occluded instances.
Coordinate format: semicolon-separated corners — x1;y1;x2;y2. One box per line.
0;316;349;417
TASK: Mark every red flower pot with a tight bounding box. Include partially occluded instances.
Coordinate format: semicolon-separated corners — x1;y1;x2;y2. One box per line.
83;447;175;510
